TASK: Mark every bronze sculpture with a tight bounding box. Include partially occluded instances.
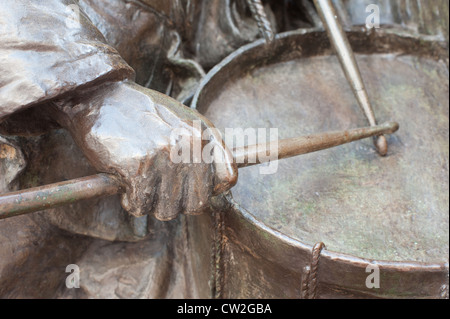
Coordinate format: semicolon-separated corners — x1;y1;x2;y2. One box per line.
0;0;448;298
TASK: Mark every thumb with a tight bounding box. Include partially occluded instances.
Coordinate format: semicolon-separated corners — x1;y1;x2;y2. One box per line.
211;139;238;195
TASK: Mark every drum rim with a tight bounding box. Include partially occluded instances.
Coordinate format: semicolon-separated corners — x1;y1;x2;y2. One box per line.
192;27;448;113
191;28;449;275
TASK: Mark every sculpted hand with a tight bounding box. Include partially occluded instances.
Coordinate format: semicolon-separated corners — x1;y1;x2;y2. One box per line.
53;81;237;220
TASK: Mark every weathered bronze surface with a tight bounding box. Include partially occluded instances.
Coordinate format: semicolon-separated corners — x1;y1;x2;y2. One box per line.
192;28;449;297
0;0;448;299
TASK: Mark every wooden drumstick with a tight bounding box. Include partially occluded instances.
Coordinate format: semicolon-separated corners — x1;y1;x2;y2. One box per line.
0;122;399;219
313;0;388;156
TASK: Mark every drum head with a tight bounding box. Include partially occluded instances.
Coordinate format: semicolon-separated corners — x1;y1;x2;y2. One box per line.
193;29;449;263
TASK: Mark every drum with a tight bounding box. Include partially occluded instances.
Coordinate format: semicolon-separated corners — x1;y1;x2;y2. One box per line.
188;28;449;298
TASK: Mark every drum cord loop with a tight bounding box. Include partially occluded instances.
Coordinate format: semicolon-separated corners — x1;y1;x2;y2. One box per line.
246;0;275;44
301;242;326;299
